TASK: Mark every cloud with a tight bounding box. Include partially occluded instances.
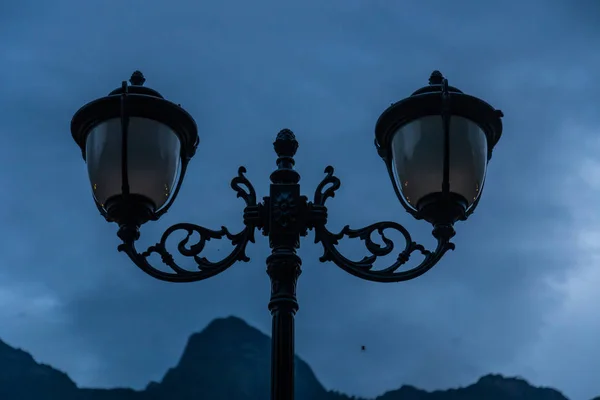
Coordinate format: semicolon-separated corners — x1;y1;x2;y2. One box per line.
0;1;598;399
512;121;600;400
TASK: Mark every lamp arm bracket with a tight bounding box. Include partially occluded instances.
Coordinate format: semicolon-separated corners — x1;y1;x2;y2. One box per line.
117;166;261;283
310;166;455;283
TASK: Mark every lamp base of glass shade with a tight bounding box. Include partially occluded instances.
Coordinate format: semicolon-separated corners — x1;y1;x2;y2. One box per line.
103;194;157;227
416;192;468;225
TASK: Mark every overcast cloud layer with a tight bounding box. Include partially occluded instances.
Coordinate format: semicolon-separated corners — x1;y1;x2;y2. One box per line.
0;1;599;399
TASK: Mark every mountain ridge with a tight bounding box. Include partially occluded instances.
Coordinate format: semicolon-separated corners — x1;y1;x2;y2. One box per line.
0;316;577;399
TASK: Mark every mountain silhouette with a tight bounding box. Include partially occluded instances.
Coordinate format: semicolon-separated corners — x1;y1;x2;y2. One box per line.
0;316;575;399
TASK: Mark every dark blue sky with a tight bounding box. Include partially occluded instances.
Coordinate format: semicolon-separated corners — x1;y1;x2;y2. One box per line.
0;1;599;399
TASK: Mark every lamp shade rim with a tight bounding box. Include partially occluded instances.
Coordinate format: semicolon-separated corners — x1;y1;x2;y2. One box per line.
108;84;164;98
70;93;199;161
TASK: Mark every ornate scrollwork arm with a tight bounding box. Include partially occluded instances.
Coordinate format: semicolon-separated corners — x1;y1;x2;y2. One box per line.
117;167;261;283
313;165;340;206
310;166;456;282
231;166;257;205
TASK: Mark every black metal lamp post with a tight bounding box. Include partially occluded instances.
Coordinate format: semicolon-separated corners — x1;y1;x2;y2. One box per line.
70;70;503;400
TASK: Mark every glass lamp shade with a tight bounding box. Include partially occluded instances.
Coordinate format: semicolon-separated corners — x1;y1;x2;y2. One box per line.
391;115;488;211
85;117;182;212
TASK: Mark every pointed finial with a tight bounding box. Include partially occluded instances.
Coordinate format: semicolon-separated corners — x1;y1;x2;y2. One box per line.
273;128;299;158
429;70;444;85
129;71;146;86
276;128;296;142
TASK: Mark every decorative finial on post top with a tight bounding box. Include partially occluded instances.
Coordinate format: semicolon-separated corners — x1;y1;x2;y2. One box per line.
273;128;299;159
429;70;444;85
271;129;300;184
129;70;146;86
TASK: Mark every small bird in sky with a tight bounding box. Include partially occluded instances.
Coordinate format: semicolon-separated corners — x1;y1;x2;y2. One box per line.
361;345;366;351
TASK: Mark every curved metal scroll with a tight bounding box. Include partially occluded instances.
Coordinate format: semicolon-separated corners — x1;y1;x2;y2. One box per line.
117;167;258;283
311;166;456;282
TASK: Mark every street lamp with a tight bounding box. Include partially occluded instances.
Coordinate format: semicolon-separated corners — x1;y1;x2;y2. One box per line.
70;70;503;400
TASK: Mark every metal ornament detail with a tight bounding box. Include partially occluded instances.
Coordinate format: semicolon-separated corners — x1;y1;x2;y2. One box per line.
309;166;456;282
271;191;298;228
116;167;258;283
129;70;146;86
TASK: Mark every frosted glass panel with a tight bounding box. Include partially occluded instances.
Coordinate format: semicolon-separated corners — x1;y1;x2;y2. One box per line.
391;115;487;209
85;117;181;211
